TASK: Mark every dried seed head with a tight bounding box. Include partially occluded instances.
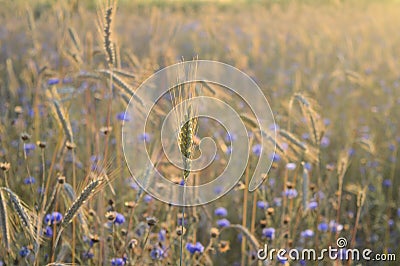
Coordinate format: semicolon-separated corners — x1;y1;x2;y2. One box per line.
286;181;293;189
283;216;290;225
21;132;31;141
14;106;23;114
90;234;100;243
259;219;267;228
105;211;116;221
124;201;136;209
176;226;186;236
0;162;11;172
66;141;76;150
210;227;220;238
146;217;157;227
88;209;96;216
37;141;47;149
57;175;66;184
108;199;114;206
128;239;138;250
267;207;274;215
235;181;246;191
309;183;316;191
218;240;230;253
100;126;112;135
121;228;128;236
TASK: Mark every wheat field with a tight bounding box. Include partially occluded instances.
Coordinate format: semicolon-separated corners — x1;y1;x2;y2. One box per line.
0;0;399;265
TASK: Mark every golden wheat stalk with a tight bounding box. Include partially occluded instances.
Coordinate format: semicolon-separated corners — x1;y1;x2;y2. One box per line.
97;0;117;66
1;187;37;242
61;176;104;228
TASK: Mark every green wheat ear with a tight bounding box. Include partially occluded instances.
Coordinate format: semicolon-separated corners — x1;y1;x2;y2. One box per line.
171;63;199;183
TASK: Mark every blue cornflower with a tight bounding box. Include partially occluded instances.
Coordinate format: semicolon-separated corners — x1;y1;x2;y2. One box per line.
44;212;63;225
24;143;36;152
129;180;139;190
271;153;281;162
252;144;262;156
158;229;167;242
273;197;282;206
283;188;298;199
388;219;394;227
116;112;130;121
348;148;355;156
150;247;164;260
303;162;312;171
138;133;151;143
225;132;237;142
329;220;343;232
24;176;36;184
144;195;153;203
308;201;318;210
214;186;223;195
257;201;268;210
52;212;63;223
111;258;125;266
216;218;230;228
397;208;400;218
300;229;314;238
19;246;30;257
186;242;204;254
44;226;53;237
214;207;228;217
317;222;328;232
47;78;60;86
320;136;330;148
302;133;310;140
262;227;275;239
114;213;125;225
383;179;392;187
177;216;187;226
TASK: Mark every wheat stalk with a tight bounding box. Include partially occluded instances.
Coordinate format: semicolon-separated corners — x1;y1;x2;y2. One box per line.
97;0;117;66
1;187;36;241
61;177;104;228
0;190;10;252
